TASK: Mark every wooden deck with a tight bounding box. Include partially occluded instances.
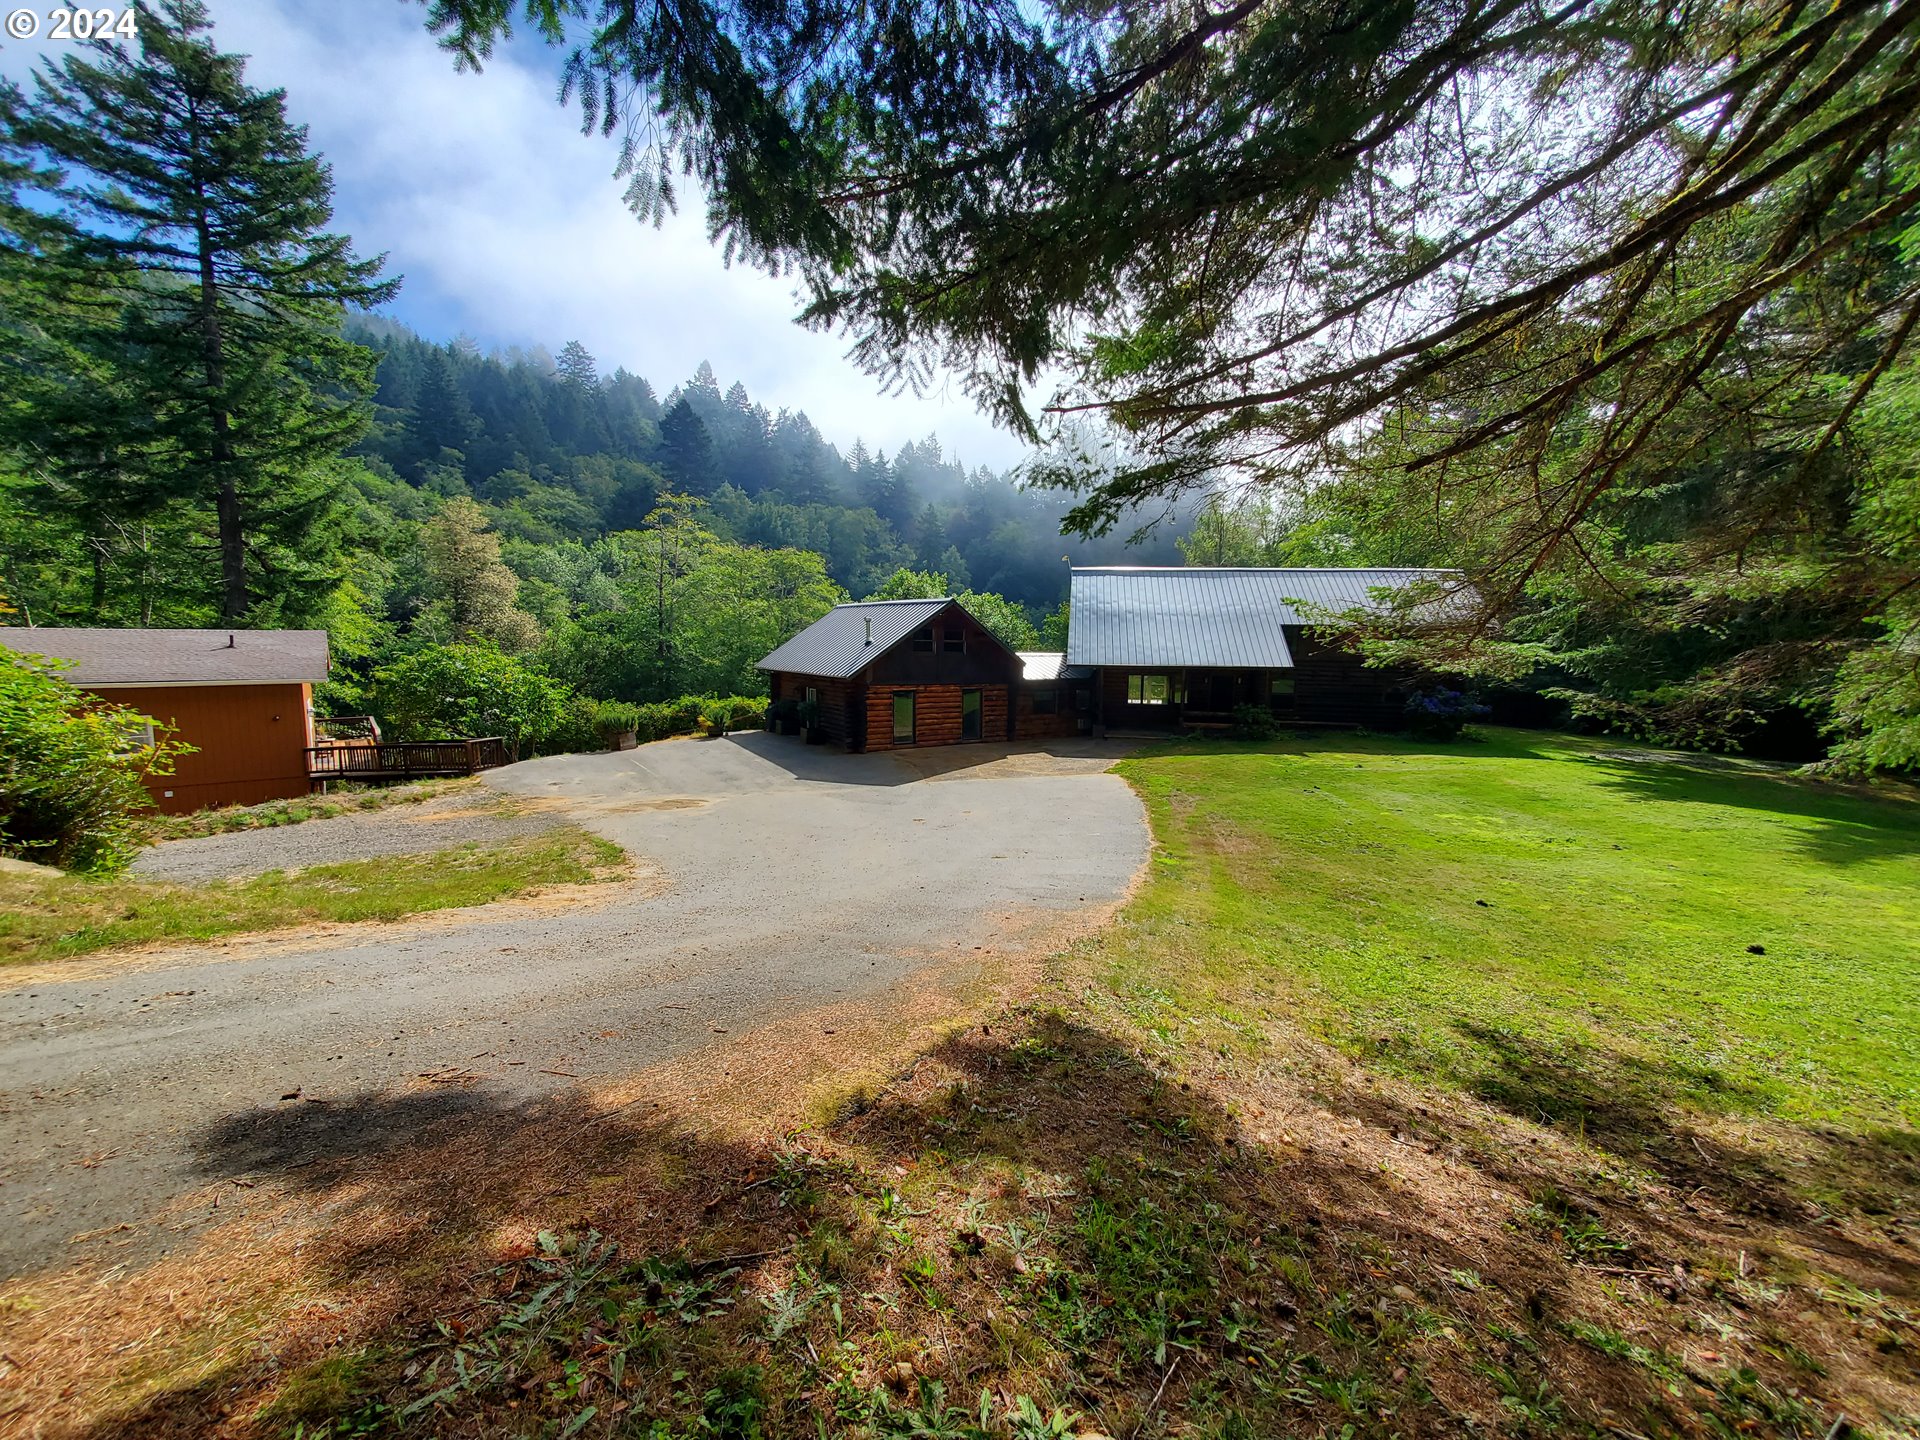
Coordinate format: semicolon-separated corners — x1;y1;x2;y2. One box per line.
306;738;513;784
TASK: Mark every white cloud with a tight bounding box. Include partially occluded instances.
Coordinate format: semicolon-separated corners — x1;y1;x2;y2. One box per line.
4;0;1030;467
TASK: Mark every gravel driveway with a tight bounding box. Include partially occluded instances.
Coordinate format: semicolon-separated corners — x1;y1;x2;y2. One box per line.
0;733;1146;1276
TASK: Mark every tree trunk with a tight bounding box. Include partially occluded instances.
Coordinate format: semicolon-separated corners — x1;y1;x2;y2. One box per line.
194;187;245;622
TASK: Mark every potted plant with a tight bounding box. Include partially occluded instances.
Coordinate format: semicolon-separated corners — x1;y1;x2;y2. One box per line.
797;697;823;744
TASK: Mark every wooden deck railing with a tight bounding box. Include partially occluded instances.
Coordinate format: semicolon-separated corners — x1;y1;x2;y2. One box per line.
306;737;513;783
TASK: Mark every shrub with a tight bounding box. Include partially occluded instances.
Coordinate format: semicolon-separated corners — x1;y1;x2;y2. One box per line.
1404;687;1491;741
374;644;572;750
0;650;189;873
1230;703;1280;740
698;695;768;737
591;700;643;743
635;696;705;742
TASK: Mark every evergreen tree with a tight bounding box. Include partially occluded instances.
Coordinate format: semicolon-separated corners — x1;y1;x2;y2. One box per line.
4;0;395;622
406;349;476;473
557;339;599;390
657;397;720;497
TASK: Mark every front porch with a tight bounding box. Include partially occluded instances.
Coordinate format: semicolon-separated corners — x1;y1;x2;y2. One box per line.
1096;667;1294;732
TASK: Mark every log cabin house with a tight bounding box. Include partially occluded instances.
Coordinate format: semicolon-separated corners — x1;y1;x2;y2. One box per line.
3;627;329;812
757;566;1463;749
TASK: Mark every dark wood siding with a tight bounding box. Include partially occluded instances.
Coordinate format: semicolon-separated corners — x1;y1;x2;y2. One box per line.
770;672;867;749
96;682;314;813
1012;682;1087;739
1284;627;1413;727
863;606;1023;687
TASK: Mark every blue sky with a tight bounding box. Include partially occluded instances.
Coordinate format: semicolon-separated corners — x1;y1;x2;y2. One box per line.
0;0;1029;465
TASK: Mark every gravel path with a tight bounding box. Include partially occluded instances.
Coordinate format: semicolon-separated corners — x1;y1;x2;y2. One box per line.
129;792;568;883
0;733;1147;1277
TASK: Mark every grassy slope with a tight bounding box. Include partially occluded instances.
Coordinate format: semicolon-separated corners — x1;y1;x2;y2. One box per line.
132;778;479;843
0;827;627;966
1108;728;1920;1129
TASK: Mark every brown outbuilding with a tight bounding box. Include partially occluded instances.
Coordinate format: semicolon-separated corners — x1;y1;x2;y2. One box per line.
1;627;328;812
758;597;1093;751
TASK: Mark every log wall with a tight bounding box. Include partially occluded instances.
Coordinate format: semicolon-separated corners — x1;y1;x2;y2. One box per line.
770;672;867;749
865;684;1010;750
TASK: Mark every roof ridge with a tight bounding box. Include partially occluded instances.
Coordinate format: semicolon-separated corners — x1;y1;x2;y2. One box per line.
1070;565;1460;574
831;596;956;608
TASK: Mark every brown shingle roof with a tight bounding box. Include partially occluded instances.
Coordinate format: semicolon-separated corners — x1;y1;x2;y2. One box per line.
0;628;329;686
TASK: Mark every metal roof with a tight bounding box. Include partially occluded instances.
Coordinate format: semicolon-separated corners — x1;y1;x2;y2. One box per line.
1015;651;1093;682
757;598;957;678
1065;567;1465;669
0;627;330;686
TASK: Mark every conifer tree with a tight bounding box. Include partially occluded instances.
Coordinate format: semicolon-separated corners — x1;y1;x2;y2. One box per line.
657;398;720;496
4;0;395;622
406;349;476;473
557;340;599;390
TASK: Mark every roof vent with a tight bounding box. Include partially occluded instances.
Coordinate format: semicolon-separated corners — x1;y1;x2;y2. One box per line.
864;616;874;645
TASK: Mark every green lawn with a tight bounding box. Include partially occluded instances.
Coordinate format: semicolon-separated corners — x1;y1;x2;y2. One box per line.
1101;727;1920;1131
0;827;627;967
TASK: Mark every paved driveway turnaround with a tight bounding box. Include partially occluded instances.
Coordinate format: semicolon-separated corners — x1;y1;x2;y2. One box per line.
0;735;1146;1277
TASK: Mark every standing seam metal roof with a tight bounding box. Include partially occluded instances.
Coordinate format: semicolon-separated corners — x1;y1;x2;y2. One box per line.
756;598;957;678
1064;567;1465;669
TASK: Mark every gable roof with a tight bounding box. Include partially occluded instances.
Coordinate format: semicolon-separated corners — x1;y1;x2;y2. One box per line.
0;627;330;687
755;598;960;679
1065;567;1465;669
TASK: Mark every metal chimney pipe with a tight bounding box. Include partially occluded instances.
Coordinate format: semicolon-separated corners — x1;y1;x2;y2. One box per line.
865;617;873;645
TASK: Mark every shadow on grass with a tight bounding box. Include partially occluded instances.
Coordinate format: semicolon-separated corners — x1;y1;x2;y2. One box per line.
1579;749;1920;868
45;1013;1918;1440
1332;1019;1920;1273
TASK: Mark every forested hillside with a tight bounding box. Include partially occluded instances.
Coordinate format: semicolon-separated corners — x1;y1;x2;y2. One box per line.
346;316;1177;611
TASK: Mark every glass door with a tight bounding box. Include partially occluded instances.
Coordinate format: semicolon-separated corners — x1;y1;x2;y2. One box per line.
891;691;916;745
961;688;982;740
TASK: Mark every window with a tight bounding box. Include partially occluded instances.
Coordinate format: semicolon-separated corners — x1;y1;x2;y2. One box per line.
1127;672;1185;705
1031;687;1058;716
892;691;916;743
942;627;965;653
1268;673;1295;698
961;688;982;740
804;686;819;704
911;626;935;653
112;717;157;754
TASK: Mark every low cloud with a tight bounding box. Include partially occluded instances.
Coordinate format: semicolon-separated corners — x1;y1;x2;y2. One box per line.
3;0;1030;467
